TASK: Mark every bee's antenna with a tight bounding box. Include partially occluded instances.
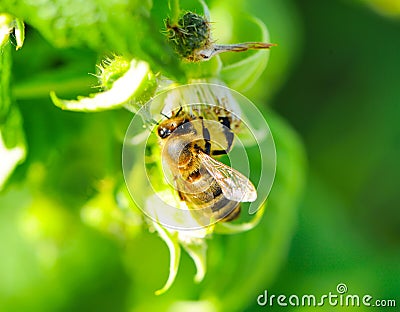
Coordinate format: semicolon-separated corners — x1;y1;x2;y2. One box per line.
176;106;183;116
160;113;169;119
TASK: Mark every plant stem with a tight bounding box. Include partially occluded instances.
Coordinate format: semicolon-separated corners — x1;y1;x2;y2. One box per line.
0;43;11;121
169;0;181;25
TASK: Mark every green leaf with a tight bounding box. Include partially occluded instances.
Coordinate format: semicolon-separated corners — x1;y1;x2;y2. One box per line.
152;222;181;296
51;59;151;112
0;14;23;50
13;17;24;50
1;0;186;81
0;13;13;48
220;16;272;91
0;0;146;50
0;118;26;190
181;239;207;283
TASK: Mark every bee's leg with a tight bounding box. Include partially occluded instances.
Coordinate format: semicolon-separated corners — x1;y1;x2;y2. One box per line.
211;149;227;156
217;117;235;152
201;118;212;155
178;190;186;201
205;140;211;155
218;117;231;129
224;131;234;152
176;106;183;116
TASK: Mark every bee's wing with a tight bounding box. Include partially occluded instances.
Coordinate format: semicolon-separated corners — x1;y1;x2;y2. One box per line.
198;151;257;202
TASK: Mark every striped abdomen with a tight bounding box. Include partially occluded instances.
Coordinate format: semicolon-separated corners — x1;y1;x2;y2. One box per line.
176;142;241;222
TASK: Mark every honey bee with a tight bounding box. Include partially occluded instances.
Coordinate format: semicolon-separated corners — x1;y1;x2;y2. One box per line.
157;107;257;223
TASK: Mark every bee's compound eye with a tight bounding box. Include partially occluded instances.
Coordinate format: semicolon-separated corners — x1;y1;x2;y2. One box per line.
158;127;170;139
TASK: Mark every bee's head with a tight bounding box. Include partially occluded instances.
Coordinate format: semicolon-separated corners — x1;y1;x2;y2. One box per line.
157;117;187;139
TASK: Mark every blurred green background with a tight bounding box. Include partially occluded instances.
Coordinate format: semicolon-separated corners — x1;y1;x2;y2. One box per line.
0;0;399;311
263;0;400;311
